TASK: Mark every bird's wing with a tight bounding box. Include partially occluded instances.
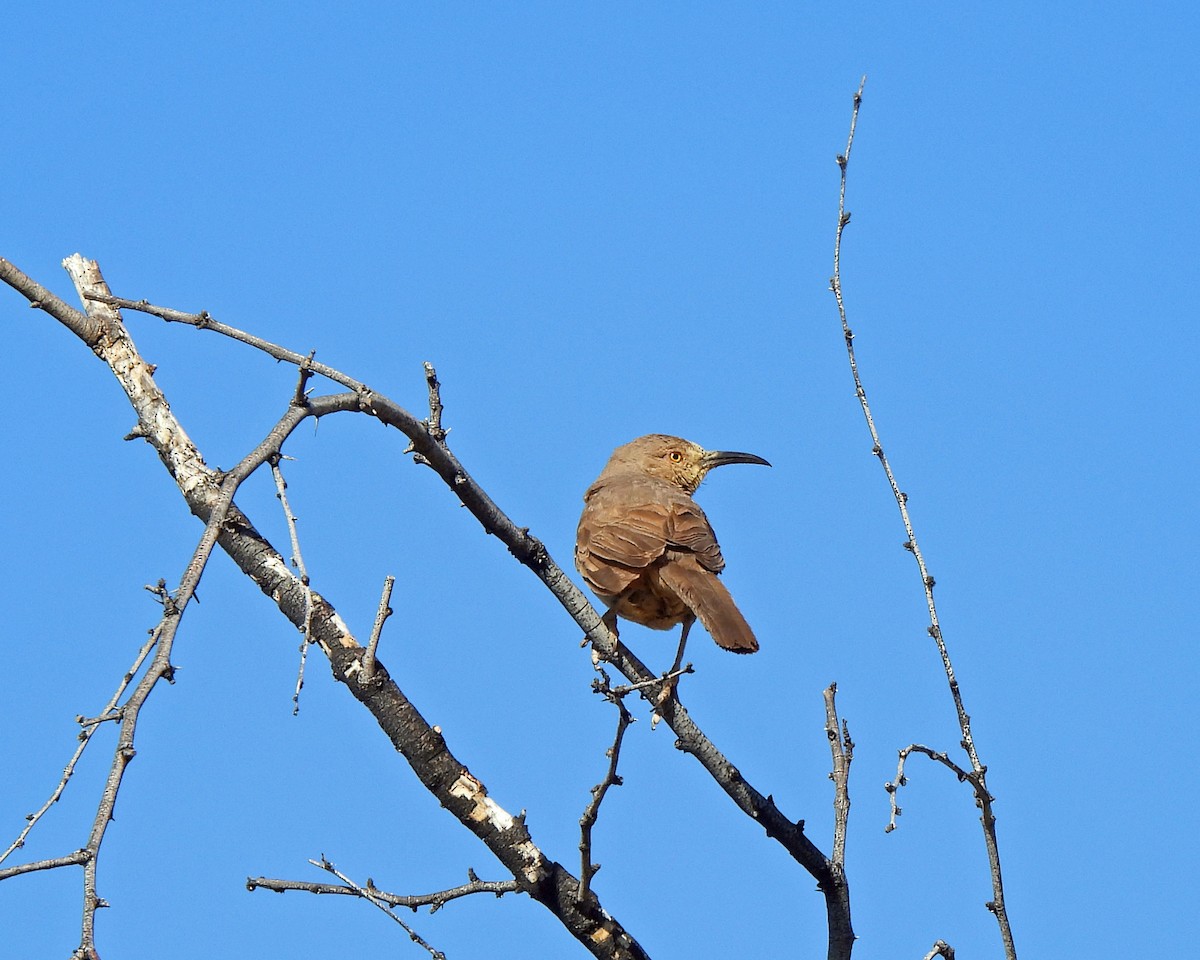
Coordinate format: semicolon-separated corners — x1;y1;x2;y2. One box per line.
577;482;726;598
663;500;725;574
577;499;670;596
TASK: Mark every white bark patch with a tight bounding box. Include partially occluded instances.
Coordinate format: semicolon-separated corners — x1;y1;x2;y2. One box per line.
448;773;547;883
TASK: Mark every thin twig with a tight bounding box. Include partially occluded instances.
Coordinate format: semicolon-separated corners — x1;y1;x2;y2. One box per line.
823;684;853;869
606;664;694;698
79;292;367;393
578;672;634;901
305;856;446;959
829;78;1016;959
270;455;315;714
884;744;974;833
362;575;396;680
247;867;520;913
0;850;90;882
1;626;160;865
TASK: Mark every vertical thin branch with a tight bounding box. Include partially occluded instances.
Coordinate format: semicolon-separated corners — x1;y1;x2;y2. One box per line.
422;361;446;443
823;684;853;868
74;473;242;957
270;455;315;714
362;575;395;680
829;77;1016;960
578;673;634;901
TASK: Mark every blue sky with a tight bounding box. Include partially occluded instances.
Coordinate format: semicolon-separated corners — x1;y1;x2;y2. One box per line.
3;3;1197;958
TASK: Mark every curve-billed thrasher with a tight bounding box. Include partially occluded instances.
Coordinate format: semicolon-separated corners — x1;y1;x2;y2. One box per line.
575;434;769;664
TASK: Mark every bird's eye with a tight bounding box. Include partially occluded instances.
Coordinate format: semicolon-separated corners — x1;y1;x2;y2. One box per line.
669;451;683;463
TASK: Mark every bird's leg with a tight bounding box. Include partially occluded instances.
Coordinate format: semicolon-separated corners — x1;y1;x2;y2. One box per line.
668;617;693;678
601;606;620;639
653;617;694;719
585;606;621;667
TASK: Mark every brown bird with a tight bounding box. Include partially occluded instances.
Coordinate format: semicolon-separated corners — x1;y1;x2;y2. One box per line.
575;434;769;668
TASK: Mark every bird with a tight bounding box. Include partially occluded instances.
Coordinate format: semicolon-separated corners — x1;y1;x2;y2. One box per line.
575;434;769;670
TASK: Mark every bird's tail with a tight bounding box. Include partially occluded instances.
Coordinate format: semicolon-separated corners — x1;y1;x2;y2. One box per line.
657;557;759;653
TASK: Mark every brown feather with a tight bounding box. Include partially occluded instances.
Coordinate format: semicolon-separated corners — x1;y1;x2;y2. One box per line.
656;555;758;653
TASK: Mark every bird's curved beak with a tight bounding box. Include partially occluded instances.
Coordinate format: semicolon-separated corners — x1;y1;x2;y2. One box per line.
703;449;772;470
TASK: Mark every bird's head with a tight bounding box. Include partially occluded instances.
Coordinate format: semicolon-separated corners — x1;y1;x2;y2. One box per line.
610;434;771;494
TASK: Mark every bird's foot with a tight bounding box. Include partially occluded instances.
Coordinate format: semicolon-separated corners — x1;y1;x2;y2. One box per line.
649;663;692;729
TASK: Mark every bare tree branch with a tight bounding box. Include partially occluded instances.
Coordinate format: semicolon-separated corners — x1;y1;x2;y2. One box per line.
0;850;90;882
307;856;446;959
823;684;853;868
422;361;447;443
578;671;635;901
270;454;316;713
247;867;520;912
362;574;396;681
78;291;366;392
884;744;974;832
828;78;1016;959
